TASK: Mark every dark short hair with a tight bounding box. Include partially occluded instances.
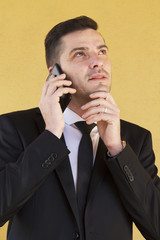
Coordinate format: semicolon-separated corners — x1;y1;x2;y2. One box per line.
44;16;98;67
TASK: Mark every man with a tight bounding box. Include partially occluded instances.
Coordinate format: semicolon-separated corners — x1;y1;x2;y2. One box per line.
0;16;160;240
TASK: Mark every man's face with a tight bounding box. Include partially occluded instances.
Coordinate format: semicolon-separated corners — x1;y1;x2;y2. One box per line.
59;28;112;105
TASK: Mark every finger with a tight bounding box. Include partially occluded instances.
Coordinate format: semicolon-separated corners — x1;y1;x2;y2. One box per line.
47;73;66;82
82;105;111;119
90;92;117;105
55;87;76;98
45;80;73;96
85;112;113;124
81;98;116;112
106;93;117;105
81;98;106;110
41;81;48;99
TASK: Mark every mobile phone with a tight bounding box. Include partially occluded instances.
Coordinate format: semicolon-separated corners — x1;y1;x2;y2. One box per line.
46;64;72;112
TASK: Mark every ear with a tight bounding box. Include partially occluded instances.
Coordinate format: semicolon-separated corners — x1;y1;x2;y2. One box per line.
48;66;54;73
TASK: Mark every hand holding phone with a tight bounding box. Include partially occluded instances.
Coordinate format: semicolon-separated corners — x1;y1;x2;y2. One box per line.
46;64;72;112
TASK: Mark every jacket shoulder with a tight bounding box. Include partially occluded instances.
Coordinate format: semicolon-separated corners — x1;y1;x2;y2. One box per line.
0;108;44;146
120;119;152;152
120;119;149;134
0;107;40;120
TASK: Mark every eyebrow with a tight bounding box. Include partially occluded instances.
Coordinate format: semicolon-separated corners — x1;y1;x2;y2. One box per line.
97;44;108;50
69;44;108;56
69;47;88;56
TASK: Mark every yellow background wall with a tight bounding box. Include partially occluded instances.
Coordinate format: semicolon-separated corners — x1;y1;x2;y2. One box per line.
0;0;160;239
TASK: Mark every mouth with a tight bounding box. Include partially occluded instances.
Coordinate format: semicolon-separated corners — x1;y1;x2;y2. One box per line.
88;73;107;81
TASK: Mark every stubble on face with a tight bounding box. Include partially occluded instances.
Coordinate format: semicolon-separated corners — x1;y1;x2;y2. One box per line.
67;76;112;115
58;29;112;112
68;67;111;106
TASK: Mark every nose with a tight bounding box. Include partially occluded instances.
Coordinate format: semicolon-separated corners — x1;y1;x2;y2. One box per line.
88;54;103;69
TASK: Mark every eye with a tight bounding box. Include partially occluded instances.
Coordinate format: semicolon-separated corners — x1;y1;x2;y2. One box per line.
74;51;85;57
99;49;107;55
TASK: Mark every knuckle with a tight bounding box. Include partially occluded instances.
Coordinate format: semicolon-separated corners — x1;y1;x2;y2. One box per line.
98;112;104;119
116;108;120;114
43;81;48;87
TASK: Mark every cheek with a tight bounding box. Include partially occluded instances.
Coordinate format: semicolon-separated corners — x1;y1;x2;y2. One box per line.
60;60;88;84
69;73;86;92
68;66;86;82
106;59;111;70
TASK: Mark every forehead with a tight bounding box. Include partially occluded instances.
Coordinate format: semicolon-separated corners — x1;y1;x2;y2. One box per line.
61;29;106;51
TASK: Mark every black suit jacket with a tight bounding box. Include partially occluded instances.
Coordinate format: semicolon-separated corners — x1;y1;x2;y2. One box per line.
0;108;160;240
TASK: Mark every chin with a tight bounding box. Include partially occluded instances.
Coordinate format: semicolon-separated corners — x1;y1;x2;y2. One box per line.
91;85;111;93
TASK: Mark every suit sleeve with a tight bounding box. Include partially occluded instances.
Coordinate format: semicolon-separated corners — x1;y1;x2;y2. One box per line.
0;114;69;226
105;130;160;240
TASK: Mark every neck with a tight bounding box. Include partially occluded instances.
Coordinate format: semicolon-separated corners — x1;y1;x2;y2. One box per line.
68;95;91;117
68;102;85;118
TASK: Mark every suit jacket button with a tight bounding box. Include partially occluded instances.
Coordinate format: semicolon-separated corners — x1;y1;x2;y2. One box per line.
52;152;58;158
73;232;80;239
50;152;58;162
42;162;48;169
42;159;51;168
123;165;134;182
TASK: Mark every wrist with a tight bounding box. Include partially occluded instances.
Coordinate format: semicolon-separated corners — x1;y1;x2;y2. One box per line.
45;125;64;139
107;141;126;157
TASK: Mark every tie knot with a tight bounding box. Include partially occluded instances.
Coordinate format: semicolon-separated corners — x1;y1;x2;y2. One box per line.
75;121;96;134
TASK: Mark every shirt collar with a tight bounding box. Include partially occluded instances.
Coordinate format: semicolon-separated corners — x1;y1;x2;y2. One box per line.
63;107;84;125
63;107;98;133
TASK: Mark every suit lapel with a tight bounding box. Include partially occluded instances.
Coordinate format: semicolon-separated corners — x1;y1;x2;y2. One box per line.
55;135;80;228
35;109;80;227
87;138;107;201
55;157;80;226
